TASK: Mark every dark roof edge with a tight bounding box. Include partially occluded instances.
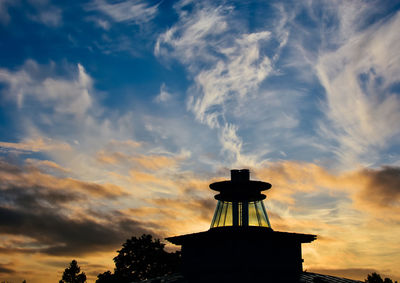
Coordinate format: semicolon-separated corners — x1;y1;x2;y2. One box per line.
166;227;317;245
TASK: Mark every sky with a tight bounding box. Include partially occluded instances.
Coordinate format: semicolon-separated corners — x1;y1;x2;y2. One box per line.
0;0;399;282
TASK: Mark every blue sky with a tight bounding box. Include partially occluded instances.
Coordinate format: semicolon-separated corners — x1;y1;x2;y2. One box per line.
0;0;400;282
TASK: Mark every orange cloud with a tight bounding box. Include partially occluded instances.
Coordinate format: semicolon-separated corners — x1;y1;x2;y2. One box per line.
0;159;128;199
96;148;183;173
130;154;178;170
256;162;400;222
96;150;127;165
254;161;371;204
0;137;71;153
130;170;166;184
108;139;141;148
25;159;71;174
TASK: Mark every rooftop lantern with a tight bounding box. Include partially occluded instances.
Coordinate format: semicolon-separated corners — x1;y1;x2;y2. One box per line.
210;169;272;228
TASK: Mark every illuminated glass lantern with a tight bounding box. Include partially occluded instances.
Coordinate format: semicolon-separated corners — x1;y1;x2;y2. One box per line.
210;169;272;228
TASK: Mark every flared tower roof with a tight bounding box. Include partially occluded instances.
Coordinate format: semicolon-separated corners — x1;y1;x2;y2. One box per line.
210;169;271;201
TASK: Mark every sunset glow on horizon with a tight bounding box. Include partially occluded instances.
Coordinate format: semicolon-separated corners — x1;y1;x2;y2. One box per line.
0;1;400;282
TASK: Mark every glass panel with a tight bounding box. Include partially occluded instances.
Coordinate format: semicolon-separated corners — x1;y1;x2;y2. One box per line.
211;201;233;228
210;200;271;228
248;202;258;226
247;201;271;227
217;202;227;226
224;202;232;226
216;201;225;227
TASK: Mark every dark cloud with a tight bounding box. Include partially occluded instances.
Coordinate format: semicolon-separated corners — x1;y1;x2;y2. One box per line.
0;159;156;256
0;204;154;256
361;166;400;207
0;186;82;211
0;157;128;200
0;263;15;274
73;181;128;198
0;159;22;174
0;160;85;211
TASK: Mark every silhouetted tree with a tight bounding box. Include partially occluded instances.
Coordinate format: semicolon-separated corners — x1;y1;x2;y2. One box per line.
96;234;181;283
96;271;118;283
365;272;398;283
60;260;87;283
114;234;180;282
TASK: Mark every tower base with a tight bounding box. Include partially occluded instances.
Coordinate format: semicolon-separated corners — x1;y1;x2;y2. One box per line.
167;227;316;283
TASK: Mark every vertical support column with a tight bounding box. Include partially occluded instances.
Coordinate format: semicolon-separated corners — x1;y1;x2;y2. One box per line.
242;201;248;226
232;201;238;226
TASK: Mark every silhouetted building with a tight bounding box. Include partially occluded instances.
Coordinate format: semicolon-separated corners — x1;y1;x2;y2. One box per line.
167;169;317;282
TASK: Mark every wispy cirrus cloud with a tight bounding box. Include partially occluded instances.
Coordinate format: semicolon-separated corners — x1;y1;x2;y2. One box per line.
189;31;273;128
155;3;275;128
0;0;62;27
315;7;400;167
88;0;159;24
27;1;62;27
155;1;290;165
155;3;231;66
